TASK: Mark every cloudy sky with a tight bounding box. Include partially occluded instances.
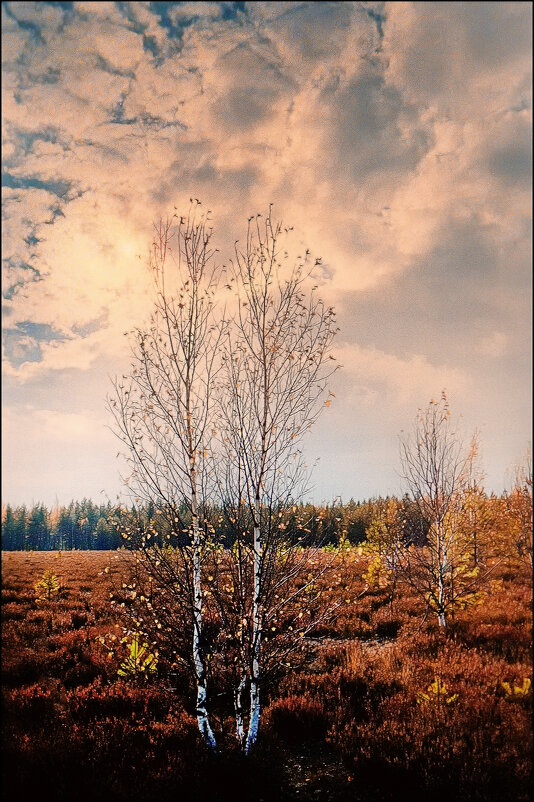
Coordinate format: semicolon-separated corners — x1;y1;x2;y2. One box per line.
2;1;532;507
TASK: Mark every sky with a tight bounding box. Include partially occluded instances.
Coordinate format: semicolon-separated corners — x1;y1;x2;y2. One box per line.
2;1;532;508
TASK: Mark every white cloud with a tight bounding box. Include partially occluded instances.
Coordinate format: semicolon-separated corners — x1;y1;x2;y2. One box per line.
335;341;469;405
1;1;531;502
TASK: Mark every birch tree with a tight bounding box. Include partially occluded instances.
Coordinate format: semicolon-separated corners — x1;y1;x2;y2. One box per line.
107;203;222;750
218;210;339;752
108;204;340;754
399;393;479;628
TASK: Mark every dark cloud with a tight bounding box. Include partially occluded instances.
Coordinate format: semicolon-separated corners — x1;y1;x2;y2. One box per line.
210;42;296;132
487;142;532;188
340;214;530;366
321;69;431;181
457;1;532;68
266;1;354;64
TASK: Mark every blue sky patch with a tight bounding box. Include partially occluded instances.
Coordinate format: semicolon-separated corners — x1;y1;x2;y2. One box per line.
3;320;68;367
2;319;67;368
15;321;66;342
2;172;72;198
2;261;42;301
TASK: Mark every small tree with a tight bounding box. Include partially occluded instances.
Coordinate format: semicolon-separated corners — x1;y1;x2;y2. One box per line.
109;204;339;755
218;210;339;751
117;633;159;680
108;203;223;750
399;393;484;628
35;570;61;602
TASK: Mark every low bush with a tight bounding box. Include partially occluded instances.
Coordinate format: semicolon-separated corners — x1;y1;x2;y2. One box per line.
264;695;329;742
1;550;531;801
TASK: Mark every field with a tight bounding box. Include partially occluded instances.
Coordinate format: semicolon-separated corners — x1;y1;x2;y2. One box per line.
1;549;532;802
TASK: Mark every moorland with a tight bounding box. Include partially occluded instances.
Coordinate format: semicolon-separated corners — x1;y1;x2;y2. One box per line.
1;541;531;802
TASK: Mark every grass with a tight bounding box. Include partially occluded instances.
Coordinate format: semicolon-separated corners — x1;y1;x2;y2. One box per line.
1;549;531;801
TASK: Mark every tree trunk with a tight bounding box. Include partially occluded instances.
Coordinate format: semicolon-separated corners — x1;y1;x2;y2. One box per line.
234;672;247;747
192;500;217;751
245;505;262;754
437;571;447;628
436;520;448;628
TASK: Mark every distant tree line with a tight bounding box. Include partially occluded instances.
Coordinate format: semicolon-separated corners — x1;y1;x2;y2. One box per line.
1;499;120;551
1;496;428;552
2;485;530;569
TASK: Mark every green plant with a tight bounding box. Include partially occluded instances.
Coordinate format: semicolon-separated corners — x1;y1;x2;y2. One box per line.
34;570;60;602
416;676;458;705
502;677;531;698
117;633;158;679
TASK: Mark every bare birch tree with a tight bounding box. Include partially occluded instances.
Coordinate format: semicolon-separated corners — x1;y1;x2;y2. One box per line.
399;393;478;628
217;210;339;752
108;204;340;754
107;203;222;750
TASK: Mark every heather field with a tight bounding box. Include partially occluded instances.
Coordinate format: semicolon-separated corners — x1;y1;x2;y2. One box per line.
1;549;532;802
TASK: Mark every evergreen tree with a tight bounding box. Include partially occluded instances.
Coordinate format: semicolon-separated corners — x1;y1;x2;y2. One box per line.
55;507;75;550
14;506;28;550
2;506;18;550
26;505;50;550
95;516;112;549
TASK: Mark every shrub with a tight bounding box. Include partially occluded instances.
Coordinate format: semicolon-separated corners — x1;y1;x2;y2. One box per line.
117;633;158;680
264;695;329;742
35;570;61;602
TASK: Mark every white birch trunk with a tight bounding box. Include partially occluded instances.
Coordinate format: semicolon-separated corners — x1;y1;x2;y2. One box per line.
234;672;247;747
192;501;217;750
245;509;262;754
437;561;447;628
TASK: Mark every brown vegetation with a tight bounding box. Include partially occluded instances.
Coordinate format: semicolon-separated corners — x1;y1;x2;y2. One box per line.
1;548;531;801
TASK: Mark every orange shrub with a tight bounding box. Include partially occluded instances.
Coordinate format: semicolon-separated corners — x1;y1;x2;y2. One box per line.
264;695;328;742
1;550;531;801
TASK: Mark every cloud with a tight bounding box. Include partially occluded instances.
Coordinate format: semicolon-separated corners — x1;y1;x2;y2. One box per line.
476;332;509;360
168;2;223;23
383;1;532;115
335;340;469;404
1;1;531;503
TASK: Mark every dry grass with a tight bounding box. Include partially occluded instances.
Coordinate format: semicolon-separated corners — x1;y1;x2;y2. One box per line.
1;550;532;801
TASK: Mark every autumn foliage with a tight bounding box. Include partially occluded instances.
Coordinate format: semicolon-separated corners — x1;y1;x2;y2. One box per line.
1;542;531;801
